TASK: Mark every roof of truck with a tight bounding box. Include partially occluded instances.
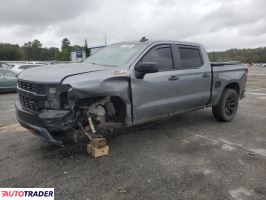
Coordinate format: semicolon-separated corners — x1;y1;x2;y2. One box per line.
113;40;202;47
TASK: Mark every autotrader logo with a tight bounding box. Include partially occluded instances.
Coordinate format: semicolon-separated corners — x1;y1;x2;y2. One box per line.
0;188;54;199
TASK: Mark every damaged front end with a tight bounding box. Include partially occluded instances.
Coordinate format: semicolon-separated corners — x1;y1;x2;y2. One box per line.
16;80;127;145
74;96;126;143
16;81;76;145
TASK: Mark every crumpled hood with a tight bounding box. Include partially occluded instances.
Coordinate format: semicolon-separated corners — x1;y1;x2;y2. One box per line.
18;63;110;83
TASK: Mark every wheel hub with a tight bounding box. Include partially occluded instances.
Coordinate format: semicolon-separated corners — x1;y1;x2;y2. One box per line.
225;96;236;115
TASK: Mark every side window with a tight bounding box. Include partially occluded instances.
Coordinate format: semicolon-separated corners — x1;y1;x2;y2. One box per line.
19;65;28;69
2;64;10;69
20;65;41;70
1;70;15;78
4;71;16;78
30;65;41;68
142;46;173;71
179;47;202;69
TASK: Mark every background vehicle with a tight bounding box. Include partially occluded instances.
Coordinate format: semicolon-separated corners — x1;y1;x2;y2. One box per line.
26;62;48;65
11;63;44;74
0;62;14;70
15;40;248;145
0;68;17;93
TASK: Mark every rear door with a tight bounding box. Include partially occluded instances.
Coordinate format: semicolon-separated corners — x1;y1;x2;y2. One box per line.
131;44;180;122
167;44;211;115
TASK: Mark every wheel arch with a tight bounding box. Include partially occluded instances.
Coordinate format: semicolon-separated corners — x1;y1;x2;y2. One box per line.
75;95;132;126
224;82;240;96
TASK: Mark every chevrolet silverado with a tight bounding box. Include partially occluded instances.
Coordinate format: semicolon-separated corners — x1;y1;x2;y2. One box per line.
16;40;248;145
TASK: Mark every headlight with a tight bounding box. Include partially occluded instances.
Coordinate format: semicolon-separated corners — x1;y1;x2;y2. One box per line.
44;87;60;109
44;85;70;109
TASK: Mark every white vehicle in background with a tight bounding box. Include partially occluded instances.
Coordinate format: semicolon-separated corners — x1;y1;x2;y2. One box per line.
11;64;44;74
0;62;14;70
255;63;266;67
26;61;48;65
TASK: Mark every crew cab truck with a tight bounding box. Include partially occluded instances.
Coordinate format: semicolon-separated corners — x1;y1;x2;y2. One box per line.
16;40;248;145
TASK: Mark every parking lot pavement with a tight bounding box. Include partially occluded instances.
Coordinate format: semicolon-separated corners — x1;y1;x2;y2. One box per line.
0;67;266;200
0;93;17;127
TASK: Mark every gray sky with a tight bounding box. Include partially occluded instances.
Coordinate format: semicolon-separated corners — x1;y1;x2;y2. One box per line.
0;0;265;51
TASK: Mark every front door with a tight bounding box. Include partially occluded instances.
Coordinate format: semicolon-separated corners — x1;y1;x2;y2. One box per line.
131;44;180;123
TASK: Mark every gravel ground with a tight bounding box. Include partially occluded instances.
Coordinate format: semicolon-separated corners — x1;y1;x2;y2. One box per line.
0;66;266;200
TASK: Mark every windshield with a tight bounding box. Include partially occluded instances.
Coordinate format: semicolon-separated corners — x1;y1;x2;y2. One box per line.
83;43;144;67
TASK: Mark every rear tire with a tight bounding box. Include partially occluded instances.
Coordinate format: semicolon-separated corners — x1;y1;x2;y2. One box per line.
212;89;239;122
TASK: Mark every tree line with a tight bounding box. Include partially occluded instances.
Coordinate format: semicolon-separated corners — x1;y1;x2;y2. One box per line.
0;38;265;63
0;38;90;61
209;47;266;63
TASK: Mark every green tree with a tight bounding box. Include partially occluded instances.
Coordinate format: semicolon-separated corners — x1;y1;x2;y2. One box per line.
0;43;22;60
32;39;42;48
21;39;43;60
84;39;90;58
55;38;72;61
22;42;33;60
61;38;71;51
208;47;266;63
32;39;42;60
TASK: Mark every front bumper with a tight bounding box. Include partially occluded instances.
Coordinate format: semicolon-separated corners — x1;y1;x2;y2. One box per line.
15;100;76;145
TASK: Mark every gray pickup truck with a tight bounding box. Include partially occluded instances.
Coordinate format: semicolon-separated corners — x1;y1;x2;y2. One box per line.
16;40;248;145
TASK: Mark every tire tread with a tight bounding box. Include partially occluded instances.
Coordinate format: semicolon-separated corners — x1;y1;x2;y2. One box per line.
212;88;238;122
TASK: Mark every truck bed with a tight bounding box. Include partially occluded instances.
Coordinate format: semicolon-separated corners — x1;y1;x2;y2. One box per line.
210;61;242;67
209;62;247;106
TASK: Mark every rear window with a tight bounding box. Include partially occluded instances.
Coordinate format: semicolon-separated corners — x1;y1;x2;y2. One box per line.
179;47;202;68
19;65;41;69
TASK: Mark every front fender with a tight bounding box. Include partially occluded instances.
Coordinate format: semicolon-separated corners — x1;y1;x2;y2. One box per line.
62;71;132;125
65;77;131;104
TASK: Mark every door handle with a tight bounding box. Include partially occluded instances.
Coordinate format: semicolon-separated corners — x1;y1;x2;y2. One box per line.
168;75;179;81
202;72;210;78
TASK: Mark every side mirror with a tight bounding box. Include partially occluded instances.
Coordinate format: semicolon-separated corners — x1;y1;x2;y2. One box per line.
135;62;158;79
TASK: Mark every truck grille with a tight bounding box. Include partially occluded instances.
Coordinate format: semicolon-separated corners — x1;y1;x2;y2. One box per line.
19;94;40;111
17;80;67;111
18;80;37;92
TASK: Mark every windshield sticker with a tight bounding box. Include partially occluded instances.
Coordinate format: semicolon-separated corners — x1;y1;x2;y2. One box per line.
120;45;135;48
